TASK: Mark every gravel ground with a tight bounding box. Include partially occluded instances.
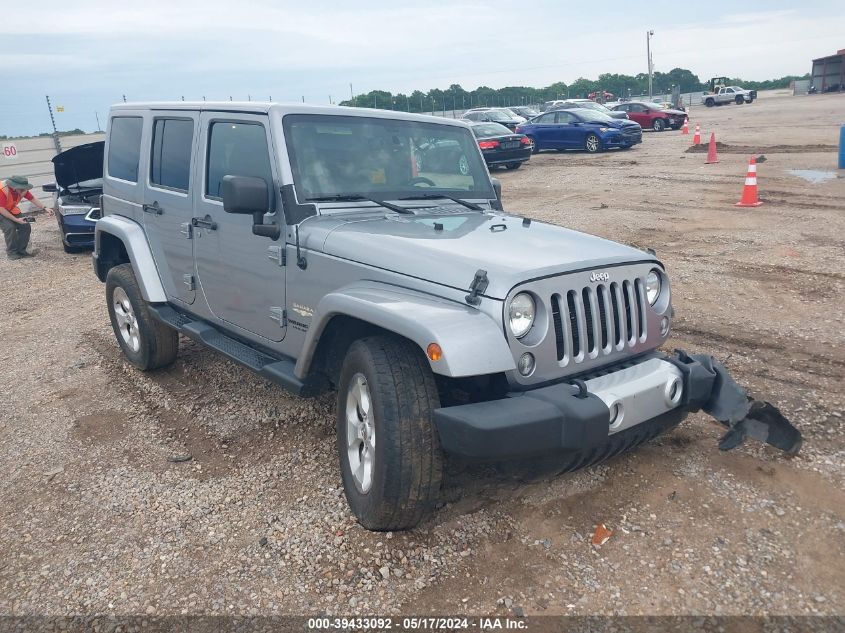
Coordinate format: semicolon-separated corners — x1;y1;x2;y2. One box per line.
1;90;843;619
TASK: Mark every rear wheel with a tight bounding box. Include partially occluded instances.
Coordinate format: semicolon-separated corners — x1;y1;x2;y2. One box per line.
457;155;469;175
505;163;522;170
652;118;666;132
735;95;744;105
106;264;178;371
705;98;715;107
584;133;601;153
337;335;443;531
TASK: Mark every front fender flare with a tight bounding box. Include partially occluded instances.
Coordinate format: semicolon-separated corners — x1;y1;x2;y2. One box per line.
94;215;167;303
295;282;516;379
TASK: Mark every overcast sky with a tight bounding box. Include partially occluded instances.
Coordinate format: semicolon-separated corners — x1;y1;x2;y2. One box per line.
1;0;842;136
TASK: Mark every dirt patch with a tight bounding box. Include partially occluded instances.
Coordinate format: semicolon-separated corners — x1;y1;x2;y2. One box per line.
685;143;838;154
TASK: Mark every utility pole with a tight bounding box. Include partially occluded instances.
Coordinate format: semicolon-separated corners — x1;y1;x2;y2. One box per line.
95;111;101;132
350;83;354;101
647;30;655;100
45;96;62;153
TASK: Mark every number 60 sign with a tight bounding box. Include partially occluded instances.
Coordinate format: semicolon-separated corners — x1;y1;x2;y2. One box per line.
2;144;18;159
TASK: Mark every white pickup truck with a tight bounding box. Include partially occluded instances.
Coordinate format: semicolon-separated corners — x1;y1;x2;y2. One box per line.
703;86;757;107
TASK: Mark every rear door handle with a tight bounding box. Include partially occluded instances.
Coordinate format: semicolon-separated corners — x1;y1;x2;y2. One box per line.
191;215;218;231
142;201;164;215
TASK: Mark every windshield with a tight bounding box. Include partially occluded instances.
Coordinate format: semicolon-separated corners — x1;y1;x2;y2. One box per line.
472;123;512;138
283;114;494;201
486;110;519;122
577;102;612;113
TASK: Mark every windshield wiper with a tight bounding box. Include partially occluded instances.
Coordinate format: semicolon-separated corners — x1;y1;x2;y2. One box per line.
397;194;483;211
305;194;414;214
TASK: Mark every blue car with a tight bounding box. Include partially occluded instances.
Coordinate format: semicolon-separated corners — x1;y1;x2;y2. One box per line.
43;141;104;253
515;109;642;154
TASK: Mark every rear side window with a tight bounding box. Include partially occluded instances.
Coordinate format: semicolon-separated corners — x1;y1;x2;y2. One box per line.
151;119;194;191
206;121;272;199
108;117;143;182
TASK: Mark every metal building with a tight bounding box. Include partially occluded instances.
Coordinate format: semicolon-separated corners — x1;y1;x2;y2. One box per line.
811;49;844;93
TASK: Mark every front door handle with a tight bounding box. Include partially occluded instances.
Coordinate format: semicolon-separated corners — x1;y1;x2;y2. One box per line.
142;201;164;215
191;215;218;231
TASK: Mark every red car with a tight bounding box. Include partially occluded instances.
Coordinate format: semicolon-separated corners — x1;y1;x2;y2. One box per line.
608;101;687;132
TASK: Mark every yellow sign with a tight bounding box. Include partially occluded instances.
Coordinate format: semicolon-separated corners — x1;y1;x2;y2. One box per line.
56;106;65;112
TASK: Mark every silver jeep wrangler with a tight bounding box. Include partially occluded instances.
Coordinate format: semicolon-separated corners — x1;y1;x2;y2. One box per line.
93;102;800;530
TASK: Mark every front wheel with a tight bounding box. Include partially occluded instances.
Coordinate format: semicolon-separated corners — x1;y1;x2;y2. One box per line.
337;335;443;531
584;133;601;153
106;264;178;371
505;163;522;170
652;118;666;132
735;95;744;105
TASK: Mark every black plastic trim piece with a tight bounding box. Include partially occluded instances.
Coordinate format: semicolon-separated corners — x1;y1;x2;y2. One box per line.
280;184;317;225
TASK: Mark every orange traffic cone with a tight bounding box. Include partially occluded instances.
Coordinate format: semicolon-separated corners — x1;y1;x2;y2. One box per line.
692;123;701;144
705;133;719;164
681;119;689;135
735;157;763;207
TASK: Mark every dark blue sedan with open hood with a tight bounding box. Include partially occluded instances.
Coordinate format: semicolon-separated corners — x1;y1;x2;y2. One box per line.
515;109;642;154
43;141;104;252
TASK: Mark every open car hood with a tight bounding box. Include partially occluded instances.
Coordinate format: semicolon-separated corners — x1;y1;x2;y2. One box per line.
51;141;104;190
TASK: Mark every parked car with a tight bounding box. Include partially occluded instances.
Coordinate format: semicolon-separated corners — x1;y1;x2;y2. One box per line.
92;101;786;531
552;99;628;120
414;138;470;176
588;90;615;101
516;109;642;153
703;86;756;107
540;100;568;112
468;121;532;170
608;102;687;131
42;141;104;252
509;106;541;120
462;108;526;131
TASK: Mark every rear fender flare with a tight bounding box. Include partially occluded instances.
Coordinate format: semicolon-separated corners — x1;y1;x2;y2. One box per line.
94;215;166;303
296;282;516;379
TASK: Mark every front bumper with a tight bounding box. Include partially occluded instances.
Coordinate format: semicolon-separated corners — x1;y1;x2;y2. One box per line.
57;213;96;247
433;351;715;459
602;131;642;148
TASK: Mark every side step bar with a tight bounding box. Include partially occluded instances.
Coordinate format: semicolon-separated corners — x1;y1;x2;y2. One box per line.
148;304;305;395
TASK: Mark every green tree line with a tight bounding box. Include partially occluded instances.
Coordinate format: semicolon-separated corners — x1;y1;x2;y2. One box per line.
339;69;809;112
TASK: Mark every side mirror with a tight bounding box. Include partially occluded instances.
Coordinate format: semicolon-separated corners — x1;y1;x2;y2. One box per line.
221;175;280;240
491;177;502;211
42;182;57;193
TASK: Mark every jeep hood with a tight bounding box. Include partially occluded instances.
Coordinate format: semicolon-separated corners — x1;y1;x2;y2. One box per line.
51;141;104;190
315;212;656;299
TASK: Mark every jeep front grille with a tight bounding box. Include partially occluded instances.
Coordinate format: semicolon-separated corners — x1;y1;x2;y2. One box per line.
551;279;647;366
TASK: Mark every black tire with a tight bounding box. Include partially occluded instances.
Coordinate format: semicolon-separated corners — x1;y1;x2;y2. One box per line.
337;335;443;531
505;163;522;170
527;136;539;154
105;263;178;371
62;242;79;254
735;95;743;105
652;118;666;132
584;133;601;153
705;98;715;107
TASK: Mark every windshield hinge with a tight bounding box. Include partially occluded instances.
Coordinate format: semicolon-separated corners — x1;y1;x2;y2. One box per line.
465;269;489;306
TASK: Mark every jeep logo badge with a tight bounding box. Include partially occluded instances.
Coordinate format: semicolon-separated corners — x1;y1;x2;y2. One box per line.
590;271;610;283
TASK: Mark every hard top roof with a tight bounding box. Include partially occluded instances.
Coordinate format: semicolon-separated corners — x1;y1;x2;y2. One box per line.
108;101;470;127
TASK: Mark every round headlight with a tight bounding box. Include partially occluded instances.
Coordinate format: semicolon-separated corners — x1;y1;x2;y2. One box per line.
508;293;535;338
645;270;661;305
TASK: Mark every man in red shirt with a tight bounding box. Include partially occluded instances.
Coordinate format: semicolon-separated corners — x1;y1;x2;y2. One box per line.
0;175;52;259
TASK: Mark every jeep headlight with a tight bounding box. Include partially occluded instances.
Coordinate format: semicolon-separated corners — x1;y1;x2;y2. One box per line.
645;269;662;305
508;293;535;338
58;205;89;216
